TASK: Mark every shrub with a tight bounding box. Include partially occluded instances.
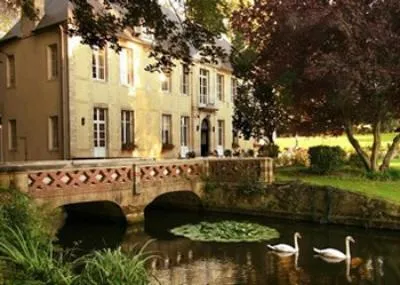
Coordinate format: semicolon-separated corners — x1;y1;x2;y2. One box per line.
76;247;152;285
292;148;310;167
348;153;364;169
308;146;346;174
0;226;75;285
365;169;400;181
258;144;279;158
246;149;255;157
186;151;196;159
224;149;233;157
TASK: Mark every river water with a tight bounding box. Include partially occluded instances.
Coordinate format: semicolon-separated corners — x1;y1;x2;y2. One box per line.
57;208;400;285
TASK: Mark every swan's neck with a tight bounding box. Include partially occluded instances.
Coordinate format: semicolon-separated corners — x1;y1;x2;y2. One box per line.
294;235;299;251
345;239;351;259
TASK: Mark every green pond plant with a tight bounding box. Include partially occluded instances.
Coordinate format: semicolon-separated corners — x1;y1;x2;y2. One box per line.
170;221;280;242
0;188;153;285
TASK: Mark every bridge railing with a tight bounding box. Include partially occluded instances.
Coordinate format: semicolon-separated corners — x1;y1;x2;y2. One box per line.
0;157;274;199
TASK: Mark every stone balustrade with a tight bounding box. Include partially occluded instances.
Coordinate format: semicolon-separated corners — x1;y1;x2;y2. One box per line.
0;157;274;223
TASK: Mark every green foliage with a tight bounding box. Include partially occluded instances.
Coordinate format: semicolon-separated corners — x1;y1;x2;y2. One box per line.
224;149;233;157
0;188;55;241
76;246;151;285
186;151;196;158
237;177;264;196
246;149;255;157
364;169;400;181
0;188;153;284
258;144;280;158
308;146;346;174
348;153;364;169
170;221;280;242
0;226;75;285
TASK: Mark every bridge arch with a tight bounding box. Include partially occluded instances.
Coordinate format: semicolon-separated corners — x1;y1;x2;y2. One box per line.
145;190;203;213
62;200;126;224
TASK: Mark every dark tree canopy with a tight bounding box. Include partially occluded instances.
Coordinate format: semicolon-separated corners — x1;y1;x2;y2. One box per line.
232;0;400;171
4;0;232;71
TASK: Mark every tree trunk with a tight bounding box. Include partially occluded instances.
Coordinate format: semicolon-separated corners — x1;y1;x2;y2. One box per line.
379;133;400;171
344;122;371;171
370;121;381;172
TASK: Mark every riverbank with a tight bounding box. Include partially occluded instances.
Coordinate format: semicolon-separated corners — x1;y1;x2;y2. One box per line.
277;166;400;204
201;179;400;230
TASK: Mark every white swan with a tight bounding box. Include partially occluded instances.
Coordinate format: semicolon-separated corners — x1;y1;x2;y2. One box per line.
313;236;355;260
267;232;301;254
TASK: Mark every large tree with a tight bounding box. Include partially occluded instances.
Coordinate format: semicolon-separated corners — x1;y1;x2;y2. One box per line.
2;0;231;71
232;0;400;172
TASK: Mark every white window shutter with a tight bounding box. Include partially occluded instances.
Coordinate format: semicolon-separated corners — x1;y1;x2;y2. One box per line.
120;49;127;85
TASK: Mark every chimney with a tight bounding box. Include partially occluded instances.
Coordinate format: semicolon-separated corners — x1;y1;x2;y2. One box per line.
21;0;46;37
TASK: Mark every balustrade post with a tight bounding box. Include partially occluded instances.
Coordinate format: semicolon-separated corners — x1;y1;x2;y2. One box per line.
133;164;142;194
260;158;274;184
0;171;29;193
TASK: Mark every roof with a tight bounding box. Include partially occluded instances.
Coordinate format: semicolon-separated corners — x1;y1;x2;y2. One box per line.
0;0;67;43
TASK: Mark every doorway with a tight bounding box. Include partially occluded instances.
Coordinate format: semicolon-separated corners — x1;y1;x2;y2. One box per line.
200;118;209;157
93;108;107;158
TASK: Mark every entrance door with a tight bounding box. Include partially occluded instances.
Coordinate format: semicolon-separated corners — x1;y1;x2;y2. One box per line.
200;118;209;157
93;108;107;158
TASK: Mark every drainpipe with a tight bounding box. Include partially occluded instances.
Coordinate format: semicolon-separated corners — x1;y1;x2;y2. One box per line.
59;24;70;160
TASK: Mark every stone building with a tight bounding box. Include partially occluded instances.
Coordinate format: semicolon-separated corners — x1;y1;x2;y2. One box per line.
0;0;236;162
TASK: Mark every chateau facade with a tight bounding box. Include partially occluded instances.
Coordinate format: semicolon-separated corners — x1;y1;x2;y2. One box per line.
0;0;235;162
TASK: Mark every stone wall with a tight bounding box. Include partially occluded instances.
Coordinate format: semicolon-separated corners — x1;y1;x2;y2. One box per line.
202;181;400;230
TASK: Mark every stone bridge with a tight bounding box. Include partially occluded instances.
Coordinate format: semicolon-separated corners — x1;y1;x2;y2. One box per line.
0;157;274;223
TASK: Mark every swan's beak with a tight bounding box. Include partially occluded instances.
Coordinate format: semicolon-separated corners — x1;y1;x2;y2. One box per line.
299;234;302;239
350;237;355;243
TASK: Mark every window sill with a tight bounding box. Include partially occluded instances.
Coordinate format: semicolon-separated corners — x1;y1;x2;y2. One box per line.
92;78;107;83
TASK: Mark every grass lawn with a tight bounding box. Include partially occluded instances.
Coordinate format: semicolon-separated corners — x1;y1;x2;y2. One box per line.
276;133;397;151
277;167;400;205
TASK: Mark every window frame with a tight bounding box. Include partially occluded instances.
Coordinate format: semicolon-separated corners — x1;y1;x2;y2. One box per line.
217;120;225;147
92;47;107;81
47;44;58;80
121;110;134;148
217;73;224;101
199;68;209;105
161;114;172;145
180;116;190;147
48;116;59;151
161;72;172;93
181;64;190;96
8;119;17;151
6;55;16;88
120;47;134;86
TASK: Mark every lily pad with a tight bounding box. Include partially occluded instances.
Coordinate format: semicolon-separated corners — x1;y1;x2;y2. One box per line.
170;221;280;242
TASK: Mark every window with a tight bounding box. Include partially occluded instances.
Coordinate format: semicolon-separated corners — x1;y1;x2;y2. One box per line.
47;44;58;80
121;110;134;148
181;64;190;95
199;68;209;104
180;116;190;147
161;72;171;92
217;74;224;101
92;48;106;80
8;120;17;150
48;116;59;150
6;55;15;88
231;78;238;102
120;47;134;86
218;120;225;146
162;114;172;144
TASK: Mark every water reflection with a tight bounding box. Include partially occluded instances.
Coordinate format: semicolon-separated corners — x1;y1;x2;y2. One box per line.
58;209;400;285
